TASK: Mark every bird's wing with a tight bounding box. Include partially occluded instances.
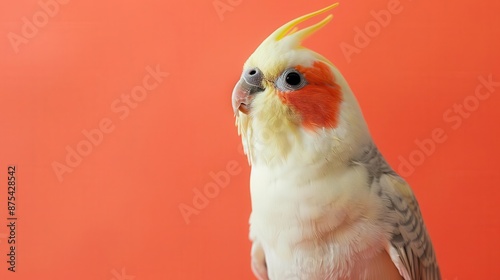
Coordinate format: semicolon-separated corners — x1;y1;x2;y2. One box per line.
381;174;441;280
354;143;441;280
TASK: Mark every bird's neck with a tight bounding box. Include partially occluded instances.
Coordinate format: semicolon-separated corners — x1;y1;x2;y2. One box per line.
242;122;352;168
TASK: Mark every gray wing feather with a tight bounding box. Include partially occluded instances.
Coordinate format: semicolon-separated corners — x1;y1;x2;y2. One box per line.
352;143;441;280
384;175;441;280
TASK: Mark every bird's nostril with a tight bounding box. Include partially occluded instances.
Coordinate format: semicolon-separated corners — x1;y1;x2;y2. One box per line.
243;68;264;90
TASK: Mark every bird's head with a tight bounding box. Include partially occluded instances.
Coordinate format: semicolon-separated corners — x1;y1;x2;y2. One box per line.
233;3;370;165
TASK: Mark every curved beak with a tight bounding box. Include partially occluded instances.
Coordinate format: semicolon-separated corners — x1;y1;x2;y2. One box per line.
231;78;264;116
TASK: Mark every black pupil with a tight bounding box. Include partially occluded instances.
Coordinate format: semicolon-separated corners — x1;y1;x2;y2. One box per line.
285;72;301;86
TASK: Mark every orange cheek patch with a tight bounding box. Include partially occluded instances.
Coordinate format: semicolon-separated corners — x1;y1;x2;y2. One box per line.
279;61;342;130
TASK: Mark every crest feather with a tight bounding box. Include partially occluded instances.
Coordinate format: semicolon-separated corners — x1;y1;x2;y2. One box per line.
265;3;339;46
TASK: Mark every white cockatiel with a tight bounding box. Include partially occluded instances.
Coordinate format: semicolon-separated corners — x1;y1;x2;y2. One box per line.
232;3;441;280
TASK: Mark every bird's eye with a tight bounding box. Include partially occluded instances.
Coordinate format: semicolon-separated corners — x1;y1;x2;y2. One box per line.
275;68;307;92
285;72;301;86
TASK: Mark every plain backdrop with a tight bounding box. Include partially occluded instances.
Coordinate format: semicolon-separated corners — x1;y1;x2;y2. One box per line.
1;0;499;279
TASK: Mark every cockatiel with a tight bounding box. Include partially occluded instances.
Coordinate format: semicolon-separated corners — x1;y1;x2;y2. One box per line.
232;3;440;280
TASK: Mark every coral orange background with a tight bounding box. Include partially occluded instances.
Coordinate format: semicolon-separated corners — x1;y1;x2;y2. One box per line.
1;0;499;279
